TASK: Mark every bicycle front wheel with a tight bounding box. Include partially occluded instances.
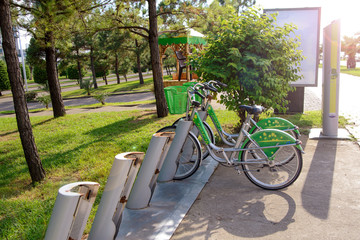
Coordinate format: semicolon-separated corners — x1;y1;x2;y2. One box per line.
157;126;202;180
241;141;303;190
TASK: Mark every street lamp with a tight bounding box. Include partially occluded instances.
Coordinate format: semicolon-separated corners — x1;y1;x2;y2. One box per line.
13;27;28;92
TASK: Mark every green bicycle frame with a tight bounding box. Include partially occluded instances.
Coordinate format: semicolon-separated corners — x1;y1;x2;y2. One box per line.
194;111;303;161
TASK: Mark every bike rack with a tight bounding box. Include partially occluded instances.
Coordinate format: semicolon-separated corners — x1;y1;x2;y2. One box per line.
126;132;175;209
158;120;193;182
44;181;99;240
88;152;144;240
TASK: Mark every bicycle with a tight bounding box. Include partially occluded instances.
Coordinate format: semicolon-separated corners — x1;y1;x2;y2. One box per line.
158;81;301;174
159;83;303;190
167;80;300;148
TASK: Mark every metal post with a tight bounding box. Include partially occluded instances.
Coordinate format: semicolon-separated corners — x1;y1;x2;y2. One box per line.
322;20;340;136
18;33;28;92
44;182;100;240
88;152;144;240
126;132;175;209
157;120;193;182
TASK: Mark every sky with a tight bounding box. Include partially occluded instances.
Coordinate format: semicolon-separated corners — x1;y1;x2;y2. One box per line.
256;0;360;38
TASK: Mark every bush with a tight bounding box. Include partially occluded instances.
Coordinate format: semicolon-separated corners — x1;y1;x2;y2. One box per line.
0;60;10;95
67;64;85;80
190;7;304;123
93;92;109;105
37;95;51;109
94;61;109;78
33;62;47;85
25;91;38;102
81;79;93;95
20;63;31;81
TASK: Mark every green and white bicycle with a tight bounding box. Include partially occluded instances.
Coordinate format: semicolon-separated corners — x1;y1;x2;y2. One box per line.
158;83;303;190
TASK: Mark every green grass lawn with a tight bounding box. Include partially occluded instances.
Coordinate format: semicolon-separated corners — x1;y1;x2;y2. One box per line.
320;63;360;77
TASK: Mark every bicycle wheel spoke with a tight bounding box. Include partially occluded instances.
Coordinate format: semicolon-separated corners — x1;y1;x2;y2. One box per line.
241;142;302;190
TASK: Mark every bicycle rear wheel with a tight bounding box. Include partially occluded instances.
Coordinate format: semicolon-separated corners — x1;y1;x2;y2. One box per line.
241;141;303;190
157;126;202;180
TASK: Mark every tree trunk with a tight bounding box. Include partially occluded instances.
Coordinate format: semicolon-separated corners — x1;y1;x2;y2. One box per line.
76;48;83;88
347;55;356;69
148;0;168;117
45;31;66;118
135;39;144;84
103;75;108;85
90;46;98;89
0;0;45;182
115;53;120;84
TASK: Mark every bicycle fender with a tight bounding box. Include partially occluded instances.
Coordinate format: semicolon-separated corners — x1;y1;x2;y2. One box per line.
250;117;300;136
240;129;303;159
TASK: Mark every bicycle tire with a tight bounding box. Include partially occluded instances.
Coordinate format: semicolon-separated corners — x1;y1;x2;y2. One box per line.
156;126;202;180
240;140;303;190
164;121;215;160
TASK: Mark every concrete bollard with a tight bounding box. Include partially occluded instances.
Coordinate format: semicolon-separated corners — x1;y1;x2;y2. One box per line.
44;182;99;240
126;132;175;209
157;120;193;182
88;152;144;240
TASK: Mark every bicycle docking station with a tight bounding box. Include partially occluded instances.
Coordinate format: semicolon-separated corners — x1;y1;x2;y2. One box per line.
88;152;144;240
157;119;193;182
126;132;175;209
45;132;178;240
44;182;100;240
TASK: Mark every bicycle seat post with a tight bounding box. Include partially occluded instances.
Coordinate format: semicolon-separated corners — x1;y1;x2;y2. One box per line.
228;114;252;161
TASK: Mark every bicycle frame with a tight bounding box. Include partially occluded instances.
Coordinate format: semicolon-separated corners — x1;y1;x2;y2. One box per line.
192;109;303;166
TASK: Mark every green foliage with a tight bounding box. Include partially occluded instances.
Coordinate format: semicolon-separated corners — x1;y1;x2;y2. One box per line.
190;7;304;122
33;62;48;85
25;38;45;67
93;92;109;105
94;61;109;78
81;79;93;95
25;91;38;102
37;95;52;109
67;64;85;80
0;60;10;94
20;63;31;81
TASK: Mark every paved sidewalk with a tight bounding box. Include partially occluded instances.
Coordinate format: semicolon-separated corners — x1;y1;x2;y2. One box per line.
171;136;360;240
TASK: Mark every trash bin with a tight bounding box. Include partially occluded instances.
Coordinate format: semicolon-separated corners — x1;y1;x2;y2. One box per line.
164;86;187;114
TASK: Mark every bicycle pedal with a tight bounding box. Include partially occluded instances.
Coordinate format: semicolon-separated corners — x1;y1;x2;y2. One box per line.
235;167;242;175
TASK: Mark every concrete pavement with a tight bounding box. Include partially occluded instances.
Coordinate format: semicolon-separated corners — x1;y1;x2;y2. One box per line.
171;135;360;240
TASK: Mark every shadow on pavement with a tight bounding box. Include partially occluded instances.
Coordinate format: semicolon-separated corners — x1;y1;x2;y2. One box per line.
301;139;337;219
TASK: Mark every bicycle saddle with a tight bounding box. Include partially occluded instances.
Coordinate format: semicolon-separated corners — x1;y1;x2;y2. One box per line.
239;105;264;115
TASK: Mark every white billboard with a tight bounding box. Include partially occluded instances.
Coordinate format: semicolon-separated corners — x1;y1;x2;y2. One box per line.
265;8;321;87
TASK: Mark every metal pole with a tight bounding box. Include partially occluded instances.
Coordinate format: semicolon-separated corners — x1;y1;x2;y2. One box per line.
126;132;175;209
322;20;341;136
157;120;193;182
88;152;144;240
18;32;28;92
44;182;99;240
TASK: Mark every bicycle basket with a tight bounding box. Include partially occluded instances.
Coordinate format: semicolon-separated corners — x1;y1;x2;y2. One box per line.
164;86;187;114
